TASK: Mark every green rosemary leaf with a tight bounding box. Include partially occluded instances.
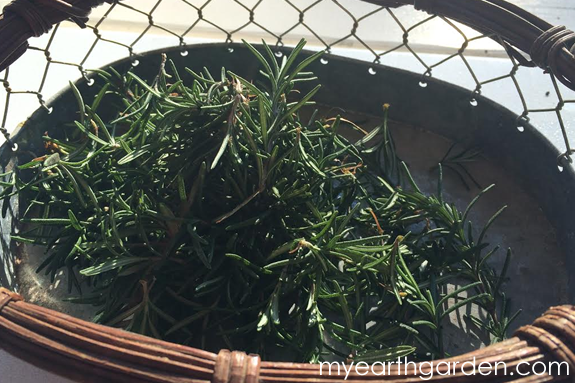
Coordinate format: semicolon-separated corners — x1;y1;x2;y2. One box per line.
276;50;323;98
400;162;421;193
177;174;186;202
277;39;307;82
189;225;211;269
91;83;110;112
412;320;438;330
282;84;321;124
462;184;495;224
354;345;417;363
225;253;272;275
494;248;512;296
80;257;152;276
242;40;275;81
256;313;269;331
440;293;491;320
69;81;86;126
261;40;280;77
58;165;87;209
477;205;507;245
73;121;109;146
211;124;232;171
11;235;47;245
118;144;151;165
20;217;71;225
67;210;82;231
166;310;211;335
86;105;114;144
436;281;483;308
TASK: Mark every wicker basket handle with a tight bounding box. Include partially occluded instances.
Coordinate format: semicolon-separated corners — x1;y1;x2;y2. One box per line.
0;0;112;72
365;0;575;91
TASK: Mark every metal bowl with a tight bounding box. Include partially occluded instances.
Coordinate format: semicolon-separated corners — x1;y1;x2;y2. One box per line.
1;43;573;355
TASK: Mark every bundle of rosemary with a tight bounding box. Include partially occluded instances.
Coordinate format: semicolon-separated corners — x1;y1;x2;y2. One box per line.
1;40;518;362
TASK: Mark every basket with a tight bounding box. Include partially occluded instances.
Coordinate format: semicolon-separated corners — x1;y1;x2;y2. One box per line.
0;0;574;382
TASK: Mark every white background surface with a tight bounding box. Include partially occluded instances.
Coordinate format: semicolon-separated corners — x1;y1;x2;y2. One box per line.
0;1;573;382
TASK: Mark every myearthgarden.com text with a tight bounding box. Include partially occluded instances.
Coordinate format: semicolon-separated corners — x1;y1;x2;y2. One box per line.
319;357;569;380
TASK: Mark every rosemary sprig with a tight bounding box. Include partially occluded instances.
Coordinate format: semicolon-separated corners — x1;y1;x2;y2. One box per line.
432;142;483;190
1;39;518;362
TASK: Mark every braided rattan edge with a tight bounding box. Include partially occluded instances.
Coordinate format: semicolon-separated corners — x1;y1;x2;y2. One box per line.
0;288;573;382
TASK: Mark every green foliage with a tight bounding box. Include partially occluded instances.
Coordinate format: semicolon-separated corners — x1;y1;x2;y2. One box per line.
1;40;518;362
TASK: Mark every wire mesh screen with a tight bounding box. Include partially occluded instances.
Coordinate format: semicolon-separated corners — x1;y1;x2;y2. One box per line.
0;0;574;168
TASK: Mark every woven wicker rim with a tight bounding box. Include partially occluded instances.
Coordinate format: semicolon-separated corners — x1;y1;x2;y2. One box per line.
0;1;575;381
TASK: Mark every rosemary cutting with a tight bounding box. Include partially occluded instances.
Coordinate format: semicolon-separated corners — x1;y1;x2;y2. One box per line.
1;39;519;363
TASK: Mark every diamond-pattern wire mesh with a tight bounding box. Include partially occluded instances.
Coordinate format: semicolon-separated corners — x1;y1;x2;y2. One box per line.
0;0;574;169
